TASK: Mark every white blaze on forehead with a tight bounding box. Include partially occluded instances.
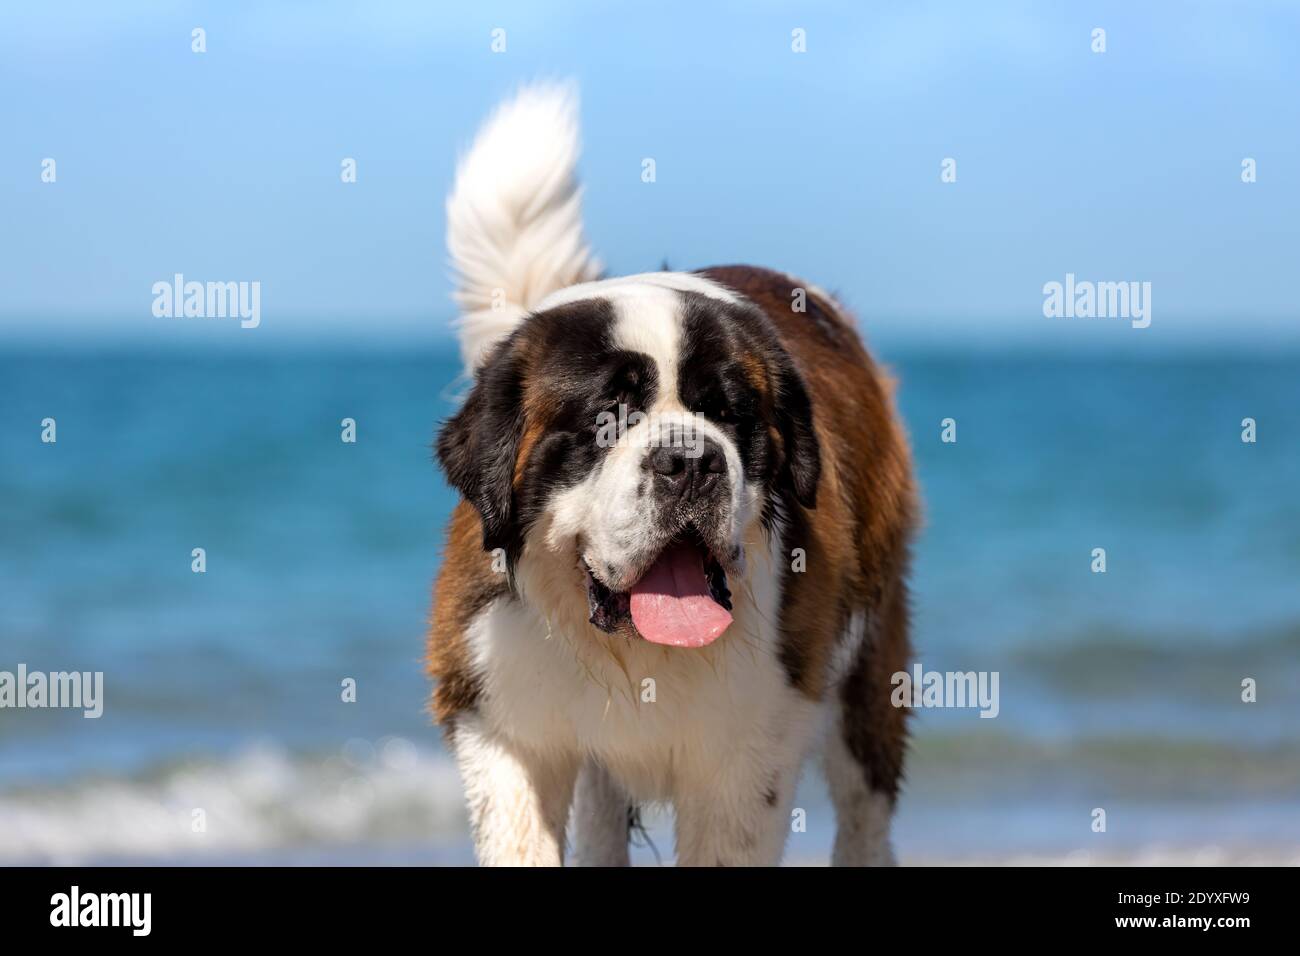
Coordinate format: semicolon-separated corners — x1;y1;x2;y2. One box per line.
609;286;683;405
533;272;739;409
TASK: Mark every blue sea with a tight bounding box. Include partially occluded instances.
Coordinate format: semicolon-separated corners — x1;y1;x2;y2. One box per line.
2;348;1298;864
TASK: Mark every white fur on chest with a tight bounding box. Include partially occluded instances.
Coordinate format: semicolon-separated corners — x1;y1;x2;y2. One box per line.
464;533;814;801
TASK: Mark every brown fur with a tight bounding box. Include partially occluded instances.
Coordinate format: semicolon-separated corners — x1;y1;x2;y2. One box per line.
700;266;918;800
426;500;507;726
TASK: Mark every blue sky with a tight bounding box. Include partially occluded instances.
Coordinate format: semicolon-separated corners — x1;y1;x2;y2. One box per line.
3;0;1298;349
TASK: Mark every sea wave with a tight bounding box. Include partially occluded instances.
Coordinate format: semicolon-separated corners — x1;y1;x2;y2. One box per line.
0;738;467;864
6;728;1299;864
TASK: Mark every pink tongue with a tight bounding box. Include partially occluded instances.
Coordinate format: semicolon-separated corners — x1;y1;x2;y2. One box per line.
629;545;733;648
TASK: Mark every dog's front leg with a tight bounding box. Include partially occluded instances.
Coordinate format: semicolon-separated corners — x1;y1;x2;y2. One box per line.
673;742;808;867
449;713;578;866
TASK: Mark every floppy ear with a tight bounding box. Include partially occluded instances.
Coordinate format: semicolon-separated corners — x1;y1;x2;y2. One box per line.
436;347;526;556
774;361;821;510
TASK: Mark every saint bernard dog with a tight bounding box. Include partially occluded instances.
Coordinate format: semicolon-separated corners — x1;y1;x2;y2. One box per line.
427;85;917;866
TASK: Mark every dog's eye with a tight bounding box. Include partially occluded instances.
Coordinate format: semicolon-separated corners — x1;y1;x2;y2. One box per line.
692;391;731;422
608;363;644;406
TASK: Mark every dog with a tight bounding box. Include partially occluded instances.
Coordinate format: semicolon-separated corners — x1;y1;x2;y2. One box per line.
427;85;917;866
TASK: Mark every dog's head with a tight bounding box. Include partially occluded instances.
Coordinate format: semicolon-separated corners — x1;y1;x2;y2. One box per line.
437;276;819;648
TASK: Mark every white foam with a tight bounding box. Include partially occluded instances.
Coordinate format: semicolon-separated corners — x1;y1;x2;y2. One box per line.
0;740;467;864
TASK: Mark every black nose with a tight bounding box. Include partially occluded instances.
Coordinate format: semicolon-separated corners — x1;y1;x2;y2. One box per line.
648;440;726;501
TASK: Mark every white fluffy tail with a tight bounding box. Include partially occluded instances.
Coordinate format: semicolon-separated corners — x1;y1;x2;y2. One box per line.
446;84;601;373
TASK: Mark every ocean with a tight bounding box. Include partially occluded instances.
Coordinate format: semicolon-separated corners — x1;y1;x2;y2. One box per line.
2;348;1298;864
